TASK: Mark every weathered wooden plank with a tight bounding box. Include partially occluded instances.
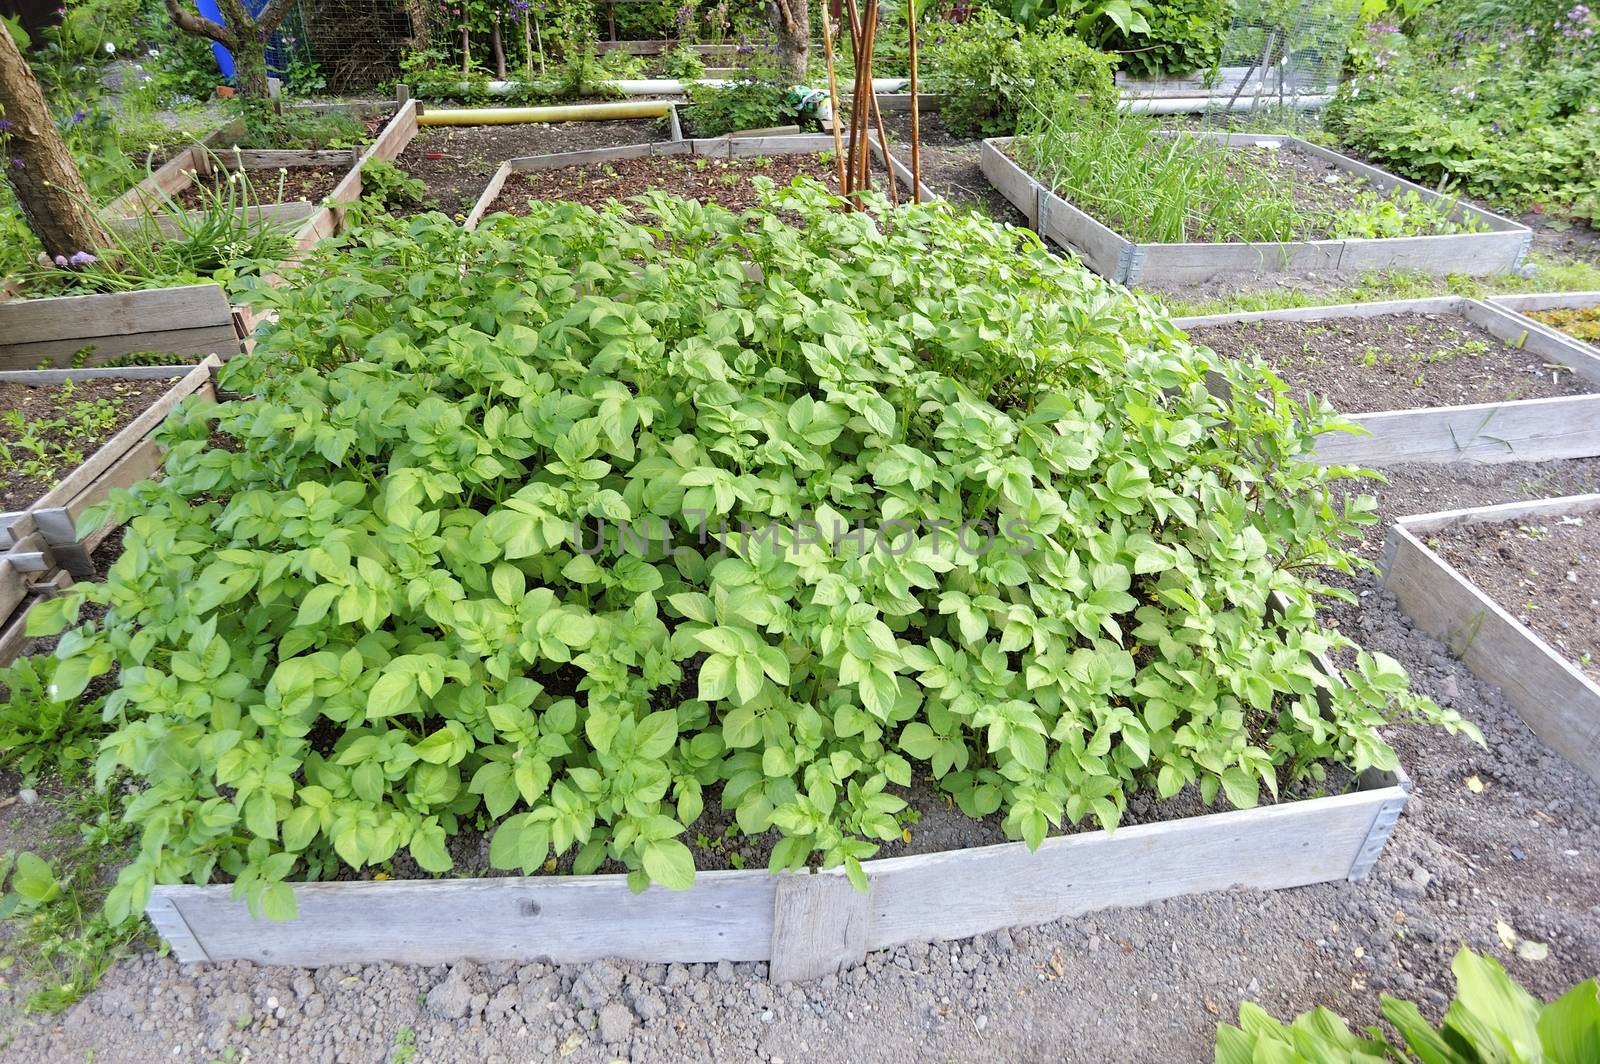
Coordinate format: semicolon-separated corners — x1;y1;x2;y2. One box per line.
978;139;1040;227
1040;188;1135;279
464;161;513;231
1135;239;1344;286
229;148;359;170
1398;491;1600;533
1460;298;1600;383
26;359;216;518
0;325;239;371
1383;513;1600;782
1337;231;1528;277
863;785;1399;950
0;572;73;669
1312;394;1600;465
113;201;316;240
1490;290;1600;314
1173;296;1465;330
148;769;1402;969
0;284;233;346
156;873;780;967
0;364;202;385
872;93;943;113
506;140;685;174
769;875;874;983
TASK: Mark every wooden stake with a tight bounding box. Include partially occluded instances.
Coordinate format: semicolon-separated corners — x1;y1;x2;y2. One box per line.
906;0;922;204
820;4;848;195
870;79;897;206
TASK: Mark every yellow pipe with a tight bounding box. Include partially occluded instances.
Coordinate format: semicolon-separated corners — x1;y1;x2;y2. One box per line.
416;101;672;126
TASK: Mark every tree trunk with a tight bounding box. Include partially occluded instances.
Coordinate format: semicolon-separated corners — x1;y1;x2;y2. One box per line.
769;0;809;84
0;18;110;259
230;32;272;98
491;17;507;79
164;0;296;100
404;0;432;51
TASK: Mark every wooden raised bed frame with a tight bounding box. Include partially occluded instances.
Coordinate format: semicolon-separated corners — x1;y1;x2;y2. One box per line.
0;358;221;577
463;132;937;231
149;762;1408;977
1383;493;1600;783
1172;296;1600;466
980;134;1531;285
0;105;421;369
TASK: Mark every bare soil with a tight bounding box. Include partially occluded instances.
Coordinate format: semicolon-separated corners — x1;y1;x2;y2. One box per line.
1435;510;1600;683
880;110;1026;225
172;165;352;211
0;378;172;511
490;153;838;215
393;119;668;217
1186;311;1595;412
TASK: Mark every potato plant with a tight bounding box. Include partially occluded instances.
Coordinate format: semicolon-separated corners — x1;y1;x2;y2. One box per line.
29;182;1479;922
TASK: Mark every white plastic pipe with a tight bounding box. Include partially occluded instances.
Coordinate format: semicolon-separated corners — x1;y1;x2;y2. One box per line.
1121;94;1333;114
462;77;910;95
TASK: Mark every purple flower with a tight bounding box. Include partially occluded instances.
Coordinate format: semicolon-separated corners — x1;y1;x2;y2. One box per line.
68;251;97;267
0;119;11;131
69;110;87;124
9;158;22;170
53;255;68;266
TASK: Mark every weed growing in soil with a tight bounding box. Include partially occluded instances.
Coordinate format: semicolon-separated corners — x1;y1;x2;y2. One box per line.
0;381;126;502
30;183;1478;920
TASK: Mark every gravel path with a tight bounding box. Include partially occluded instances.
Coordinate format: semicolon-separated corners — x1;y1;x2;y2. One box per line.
2;459;1596;1063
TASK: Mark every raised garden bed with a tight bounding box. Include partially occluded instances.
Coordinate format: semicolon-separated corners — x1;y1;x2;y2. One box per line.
980;134;1531;285
1487;291;1600;354
1383;493;1600;782
0;105;422;364
465;133;933;230
147;759;1409;975
486;152;838;215
1172;296;1600;465
0;283;239;369
0;358;220;577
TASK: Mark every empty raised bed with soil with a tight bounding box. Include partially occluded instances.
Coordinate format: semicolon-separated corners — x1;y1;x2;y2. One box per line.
1384;493;1600;783
466;135;932;230
488;153;839;215
1173;297;1600;465
980;133;1530;285
0;359;220;577
394;118;665;216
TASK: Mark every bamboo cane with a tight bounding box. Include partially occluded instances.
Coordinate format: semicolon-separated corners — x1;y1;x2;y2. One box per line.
906;0;922;204
853;0;879;195
820;4;847;193
870;76;897;206
843;0;869;199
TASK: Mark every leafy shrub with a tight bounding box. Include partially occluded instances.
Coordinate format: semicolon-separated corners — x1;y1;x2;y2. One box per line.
1215;947;1600;1063
661;44;707;82
683;79;794;135
229;106;366;151
1326;12;1600;225
0;655;106;784
924;11;1118;136
355;158;429;214
1007;0;1228;77
33;183;1478;922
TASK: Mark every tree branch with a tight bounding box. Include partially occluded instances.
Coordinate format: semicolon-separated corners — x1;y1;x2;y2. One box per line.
255;0;299;35
162;0;234;45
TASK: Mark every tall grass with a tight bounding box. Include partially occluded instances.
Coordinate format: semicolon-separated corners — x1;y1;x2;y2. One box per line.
1015;94;1303;244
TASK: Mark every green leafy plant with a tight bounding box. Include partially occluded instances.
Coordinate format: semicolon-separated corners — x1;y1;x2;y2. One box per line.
661;43;707;81
683;78;793;135
30;181;1478;925
356;158;430;214
0;379;130;500
1216;947;1600;1063
923;11;1118;137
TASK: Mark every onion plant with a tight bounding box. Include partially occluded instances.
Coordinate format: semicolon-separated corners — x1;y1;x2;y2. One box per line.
1016;92;1303;244
28;147;295;296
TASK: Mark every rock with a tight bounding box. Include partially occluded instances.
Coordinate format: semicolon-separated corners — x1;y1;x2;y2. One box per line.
573;962;624;1009
426;966;474;1020
597;1001;635;1044
17;788;37;805
975;1014;989;1031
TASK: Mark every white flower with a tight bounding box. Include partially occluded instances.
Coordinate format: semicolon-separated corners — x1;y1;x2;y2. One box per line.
104;41;115;54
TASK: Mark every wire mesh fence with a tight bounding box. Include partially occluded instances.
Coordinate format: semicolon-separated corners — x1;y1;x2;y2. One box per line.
1198;0;1362;130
